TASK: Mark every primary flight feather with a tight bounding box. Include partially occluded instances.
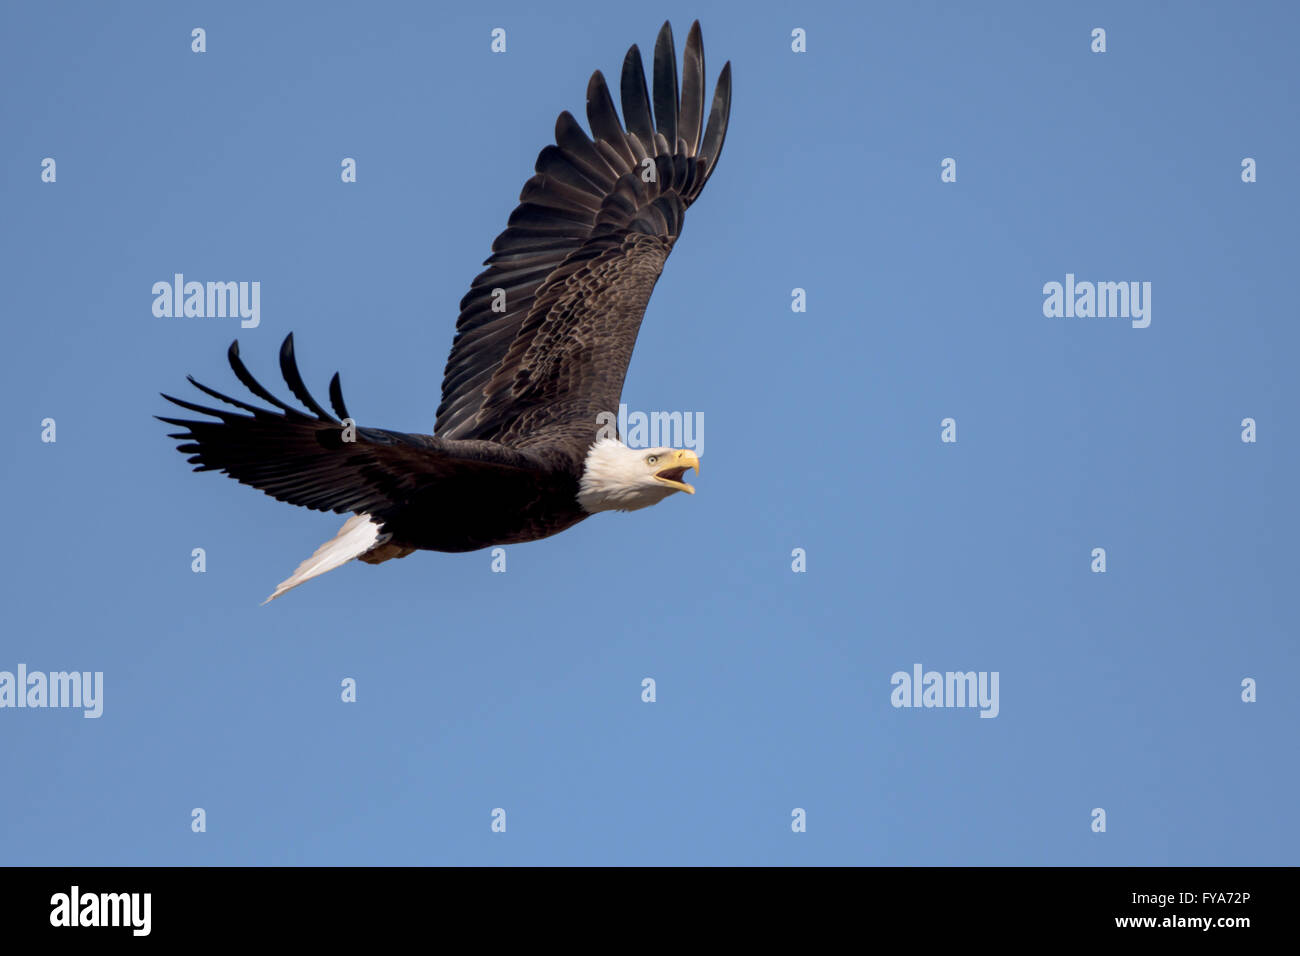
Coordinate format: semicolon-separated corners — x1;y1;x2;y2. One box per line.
158;21;732;602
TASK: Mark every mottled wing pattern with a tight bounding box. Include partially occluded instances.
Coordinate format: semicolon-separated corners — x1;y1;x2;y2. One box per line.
434;20;732;452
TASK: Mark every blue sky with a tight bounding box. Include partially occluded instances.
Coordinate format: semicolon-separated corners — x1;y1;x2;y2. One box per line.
2;1;1296;865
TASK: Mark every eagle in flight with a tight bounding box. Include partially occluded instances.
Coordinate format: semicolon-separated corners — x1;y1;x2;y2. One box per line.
159;21;732;602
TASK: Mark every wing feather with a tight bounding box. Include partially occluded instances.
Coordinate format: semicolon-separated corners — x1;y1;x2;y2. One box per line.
678;22;705;155
652;22;679;151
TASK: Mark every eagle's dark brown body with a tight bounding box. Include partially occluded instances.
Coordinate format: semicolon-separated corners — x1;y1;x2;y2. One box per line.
365;441;588;554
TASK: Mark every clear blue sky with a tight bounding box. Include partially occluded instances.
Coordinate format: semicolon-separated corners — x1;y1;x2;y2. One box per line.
3;1;1296;865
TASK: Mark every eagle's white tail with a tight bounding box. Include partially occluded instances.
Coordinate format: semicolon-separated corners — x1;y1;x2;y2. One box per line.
263;514;387;604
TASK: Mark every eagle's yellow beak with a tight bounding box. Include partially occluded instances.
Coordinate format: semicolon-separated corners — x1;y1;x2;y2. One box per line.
653;450;700;494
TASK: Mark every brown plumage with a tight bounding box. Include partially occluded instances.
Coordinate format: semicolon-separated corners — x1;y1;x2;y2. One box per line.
159;21;731;600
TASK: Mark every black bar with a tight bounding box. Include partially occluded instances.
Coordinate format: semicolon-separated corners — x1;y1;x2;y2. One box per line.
0;866;1281;941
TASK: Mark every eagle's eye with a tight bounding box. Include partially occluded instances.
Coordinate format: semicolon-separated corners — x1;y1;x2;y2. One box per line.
646;455;658;465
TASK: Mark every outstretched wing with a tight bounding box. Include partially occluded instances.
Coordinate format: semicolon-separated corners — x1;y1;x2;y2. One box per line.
159;334;540;525
435;20;732;450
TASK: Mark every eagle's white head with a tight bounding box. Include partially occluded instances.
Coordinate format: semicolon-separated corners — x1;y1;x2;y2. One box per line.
577;438;701;513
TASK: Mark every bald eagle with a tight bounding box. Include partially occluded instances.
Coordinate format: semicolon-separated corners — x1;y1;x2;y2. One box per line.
159;21;731;602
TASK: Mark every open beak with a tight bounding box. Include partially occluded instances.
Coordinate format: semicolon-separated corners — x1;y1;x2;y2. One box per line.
653;450;700;494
